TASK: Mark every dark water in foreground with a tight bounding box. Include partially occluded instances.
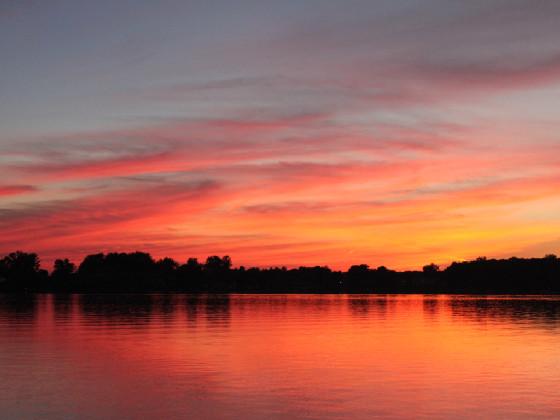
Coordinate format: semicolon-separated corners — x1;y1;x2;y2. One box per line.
1;294;559;419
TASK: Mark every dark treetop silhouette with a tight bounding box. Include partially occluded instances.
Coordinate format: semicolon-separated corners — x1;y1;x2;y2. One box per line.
0;251;559;293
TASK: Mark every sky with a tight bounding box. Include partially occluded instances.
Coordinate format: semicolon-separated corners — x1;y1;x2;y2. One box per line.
1;0;560;270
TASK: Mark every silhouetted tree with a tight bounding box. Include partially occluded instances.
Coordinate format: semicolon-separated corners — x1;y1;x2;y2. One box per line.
348;264;370;275
1;250;560;293
423;263;439;275
51;258;76;282
0;251;46;290
52;258;76;278
176;258;203;288
182;258;203;273
157;257;179;270
78;253;105;276
204;256;232;272
155;257;179;287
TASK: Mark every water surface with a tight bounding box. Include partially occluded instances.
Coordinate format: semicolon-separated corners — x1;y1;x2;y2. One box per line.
1;294;559;419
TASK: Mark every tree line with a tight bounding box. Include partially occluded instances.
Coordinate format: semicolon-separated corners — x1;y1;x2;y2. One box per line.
0;250;559;293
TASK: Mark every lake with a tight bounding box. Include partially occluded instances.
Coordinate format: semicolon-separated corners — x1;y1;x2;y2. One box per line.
1;294;559;419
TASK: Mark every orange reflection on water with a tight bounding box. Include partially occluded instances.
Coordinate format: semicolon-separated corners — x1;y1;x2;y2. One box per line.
1;294;559;419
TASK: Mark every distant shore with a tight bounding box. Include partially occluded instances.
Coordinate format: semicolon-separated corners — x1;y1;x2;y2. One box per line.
1;251;559;294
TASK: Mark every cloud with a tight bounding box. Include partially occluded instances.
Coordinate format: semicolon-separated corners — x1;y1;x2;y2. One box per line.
222;0;560;108
3;112;463;188
0;179;222;250
0;184;36;196
393;54;560;101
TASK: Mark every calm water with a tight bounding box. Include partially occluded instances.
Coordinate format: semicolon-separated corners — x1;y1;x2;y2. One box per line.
1;294;559;419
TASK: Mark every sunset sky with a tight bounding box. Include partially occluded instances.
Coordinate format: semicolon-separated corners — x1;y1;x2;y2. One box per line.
1;0;560;270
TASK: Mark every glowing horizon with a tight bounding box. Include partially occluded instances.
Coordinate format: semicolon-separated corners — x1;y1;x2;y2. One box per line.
1;1;560;270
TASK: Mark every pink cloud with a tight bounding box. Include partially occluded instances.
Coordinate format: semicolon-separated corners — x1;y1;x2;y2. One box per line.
0;184;36;196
